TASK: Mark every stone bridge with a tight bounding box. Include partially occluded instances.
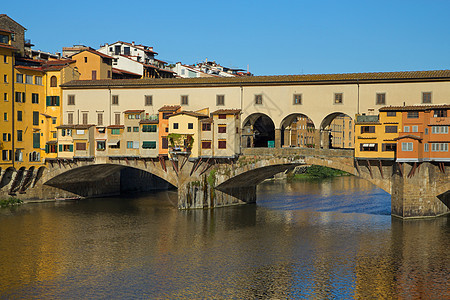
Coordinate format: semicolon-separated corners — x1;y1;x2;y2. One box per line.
0;148;448;219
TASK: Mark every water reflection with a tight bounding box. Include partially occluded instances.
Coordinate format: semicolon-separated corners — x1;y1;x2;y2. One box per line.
0;177;448;299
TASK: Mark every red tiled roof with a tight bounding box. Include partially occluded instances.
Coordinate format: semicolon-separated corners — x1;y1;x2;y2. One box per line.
158;105;181;112
394;135;423;141
211;109;241;115
61;70;450;89
112;68;141;77
74;49;113;59
0;43;17;51
107;125;125;128
14;65;44;72
200;117;213;123
380;104;450;111
0;28;13;33
139;119;158;124
169;111;209;118
57;124;95;129
123;110;144;113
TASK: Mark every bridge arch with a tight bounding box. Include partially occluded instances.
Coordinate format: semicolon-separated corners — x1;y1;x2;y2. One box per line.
320;112;354;149
242;113;275;148
280;113;316;148
0;167;15;189
44;163;177;198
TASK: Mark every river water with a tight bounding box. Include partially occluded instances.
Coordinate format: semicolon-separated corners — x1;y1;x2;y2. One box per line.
0;176;448;299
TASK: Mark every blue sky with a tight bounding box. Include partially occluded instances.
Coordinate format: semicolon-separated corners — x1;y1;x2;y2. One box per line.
3;0;450;75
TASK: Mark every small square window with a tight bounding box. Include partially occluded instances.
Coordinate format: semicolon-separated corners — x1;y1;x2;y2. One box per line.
181;95;188;105
334;93;343;104
218;140;226;149
188;123;193;129
376;93;386;105
112;95;119;105
422;92;432;104
145;95;153;106
216;95;225;106
68;95;75;105
127;126;132;132
173;123;179;129
293;94;302;105
255;94;262;105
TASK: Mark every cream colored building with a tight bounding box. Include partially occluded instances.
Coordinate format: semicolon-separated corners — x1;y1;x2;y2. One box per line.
61;71;450;149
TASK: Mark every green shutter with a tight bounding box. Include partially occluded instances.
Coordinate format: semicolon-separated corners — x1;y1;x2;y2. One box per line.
46;96;51;106
59;144;62;152
69;145;73;152
56;96;60;106
33;133;40;148
45;144;49;153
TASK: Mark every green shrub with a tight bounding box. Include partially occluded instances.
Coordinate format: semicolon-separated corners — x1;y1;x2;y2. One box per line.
0;197;23;208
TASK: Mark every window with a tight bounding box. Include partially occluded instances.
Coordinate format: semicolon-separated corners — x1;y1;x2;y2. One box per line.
59;144;74;152
84;57;88;63
50;76;57;87
127;141;139;149
142;125;157;132
412;125;418;132
422;92;432;104
292;94;302;105
218;114;226;119
216;95;225;106
75;143;86;151
218;125;227;133
0;34;8;44
97;113;103;125
425;128;429;135
3;133;11;141
255;94;262;105
145;95;153;106
202;123;211;131
432;126;449;134
33;111;39;125
376;93;386;105
3;55;7;63
68;113;74;125
107;70;111;78
218;140;226;149
361;126;375;133
142;141;157;149
162;137;168;149
91;70;97;80
112;95;119;105
17;130;23;142
133;126;139;132
68;95;75;105
360;143;378;151
124;46;130;55
26;75;33;84
407;111;419;118
3;74;7;83
97;141;106;151
433;109;447;118
424;143;429;152
2;150;10;161
181;95;188;105
173;123;179;129
115;113;120;125
385;126;397;133
386;111;396;117
15;149;23;162
403;126;410;132
162;112;172;119
127;126;132;132
17;111;22;121
76;130;85;135
430;143;447;152
402;142;413;151
46;96;59;106
382;143;396;151
35;76;42;85
15;92;25;103
111;128;121;135
334;93;343;104
82;113;88;125
33;133;40;148
16;74;23;83
52;118;56;125
201;141;211;149
188;123;193;129
4;112;7;121
32;93;39;104
4;93;7;101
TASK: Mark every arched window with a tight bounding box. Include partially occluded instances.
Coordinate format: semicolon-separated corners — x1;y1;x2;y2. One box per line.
50;76;57;87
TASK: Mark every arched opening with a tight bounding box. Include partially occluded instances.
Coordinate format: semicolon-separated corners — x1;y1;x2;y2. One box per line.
45;164;176;198
242;113;275;148
280;113;316;148
33;166;46;187
50;76;57;87
320;113;354;149
0;167;15;189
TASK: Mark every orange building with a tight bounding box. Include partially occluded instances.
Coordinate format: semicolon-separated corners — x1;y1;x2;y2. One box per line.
70;49;113;80
157;105;181;157
383;105;450;162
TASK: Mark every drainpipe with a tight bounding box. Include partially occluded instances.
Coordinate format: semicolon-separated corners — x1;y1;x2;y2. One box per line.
240;85;243;154
108;86;111;125
11;57;15;168
357;79;360;114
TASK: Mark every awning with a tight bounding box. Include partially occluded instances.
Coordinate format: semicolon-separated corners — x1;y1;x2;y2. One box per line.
107;140;119;146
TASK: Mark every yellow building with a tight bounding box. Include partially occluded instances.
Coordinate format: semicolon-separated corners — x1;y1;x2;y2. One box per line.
71;49;113;80
355;111;402;159
42;59;80;159
13;64;46;168
330;114;354;149
0;28;16;167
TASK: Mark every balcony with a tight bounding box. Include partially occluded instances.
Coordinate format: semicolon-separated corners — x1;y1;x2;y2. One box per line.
356;115;379;123
428;116;450;126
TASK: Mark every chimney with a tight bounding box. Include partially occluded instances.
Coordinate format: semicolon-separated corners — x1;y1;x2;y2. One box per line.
132;41;135;46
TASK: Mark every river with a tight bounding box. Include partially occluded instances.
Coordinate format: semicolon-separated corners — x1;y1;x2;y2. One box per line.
0;176;448;299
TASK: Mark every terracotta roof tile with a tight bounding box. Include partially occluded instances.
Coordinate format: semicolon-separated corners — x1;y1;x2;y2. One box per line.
211;109;241;115
57;124;95;129
169;111;209;118
74;49;113;59
158;105;181;112
380;104;450;111
123;110;144;113
139;119;159;124
61;70;450;89
107;125;125;128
